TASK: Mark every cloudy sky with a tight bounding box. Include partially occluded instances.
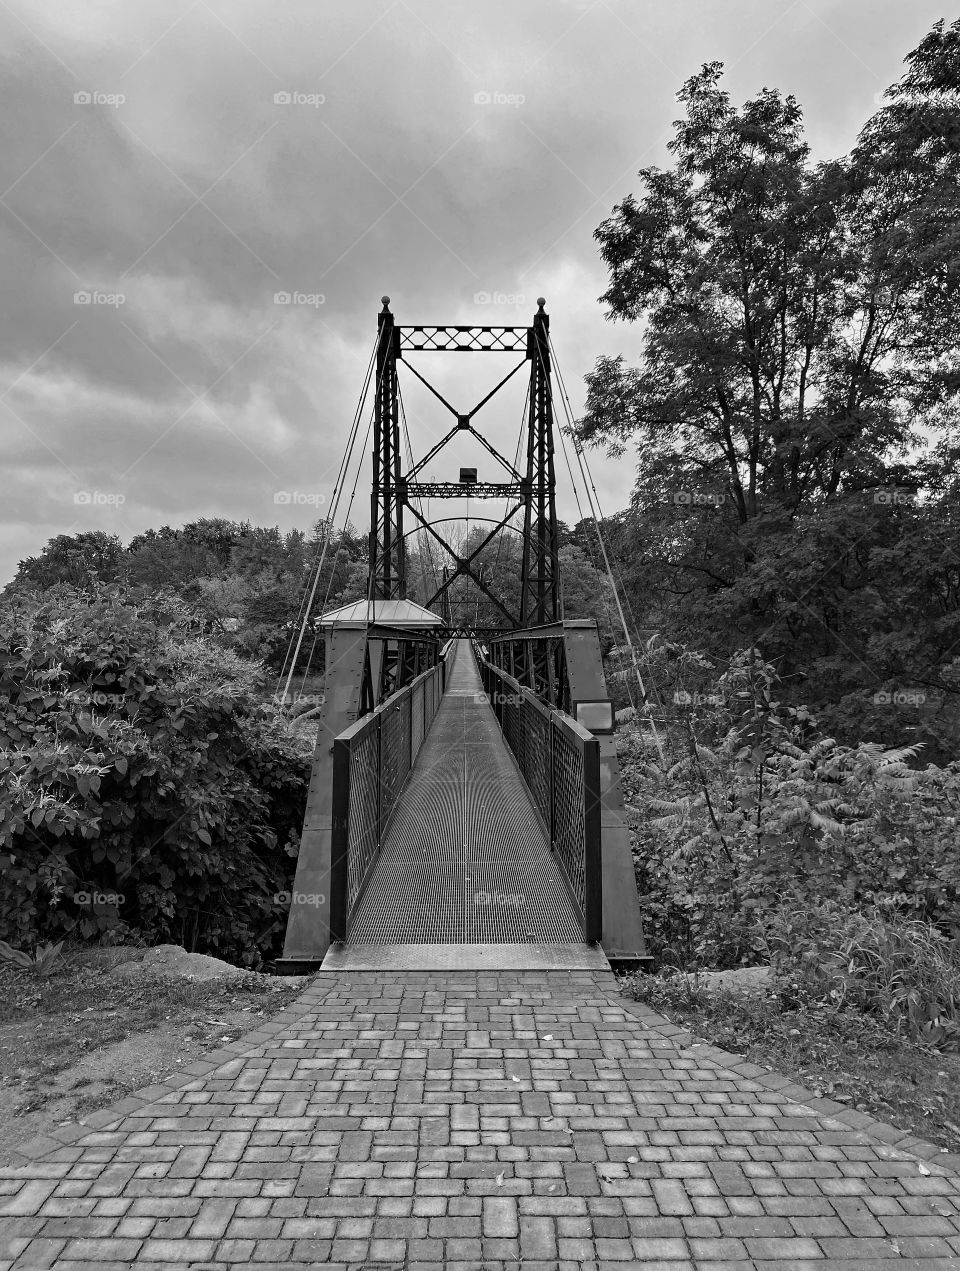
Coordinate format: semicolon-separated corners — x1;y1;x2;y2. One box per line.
0;0;947;585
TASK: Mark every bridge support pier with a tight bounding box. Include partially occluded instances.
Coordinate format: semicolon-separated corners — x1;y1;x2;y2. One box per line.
561;622;650;971
596;734;651;973
273;624;367;974
274;601;444;973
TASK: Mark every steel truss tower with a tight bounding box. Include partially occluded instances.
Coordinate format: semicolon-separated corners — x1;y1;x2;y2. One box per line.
368;296;560;633
369;297;405;599
519;301;560;627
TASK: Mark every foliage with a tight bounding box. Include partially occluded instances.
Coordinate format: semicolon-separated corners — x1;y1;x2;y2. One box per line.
621;642;960;970
10;533;125;592
5;517;371;679
766;900;960;1050
582;21;960;757
0;939;64;978
0;584;310;967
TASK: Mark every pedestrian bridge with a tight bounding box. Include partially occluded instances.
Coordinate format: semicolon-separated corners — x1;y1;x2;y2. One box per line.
274;298;649;975
278;626;647;975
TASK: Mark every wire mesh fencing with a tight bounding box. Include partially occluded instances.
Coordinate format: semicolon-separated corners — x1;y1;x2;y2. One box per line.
475;650;601;942
329;654;448;941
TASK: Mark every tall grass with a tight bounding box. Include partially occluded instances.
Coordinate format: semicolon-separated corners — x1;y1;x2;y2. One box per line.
765;900;960;1050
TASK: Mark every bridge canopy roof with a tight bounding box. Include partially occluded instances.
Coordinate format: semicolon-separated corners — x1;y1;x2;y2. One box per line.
319;598;444;627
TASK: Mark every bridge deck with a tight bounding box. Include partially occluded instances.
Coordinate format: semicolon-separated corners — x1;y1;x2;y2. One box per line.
346;640;584;947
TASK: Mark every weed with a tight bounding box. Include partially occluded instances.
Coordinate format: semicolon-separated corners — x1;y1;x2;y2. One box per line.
0;940;65;978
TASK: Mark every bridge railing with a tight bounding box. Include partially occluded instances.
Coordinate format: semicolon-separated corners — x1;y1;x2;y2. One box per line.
328;648;450;942
475;651;602;943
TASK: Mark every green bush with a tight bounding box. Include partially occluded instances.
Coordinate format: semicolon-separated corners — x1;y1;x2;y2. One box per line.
765;900;960;1050
620;641;960;969
0;584;310;967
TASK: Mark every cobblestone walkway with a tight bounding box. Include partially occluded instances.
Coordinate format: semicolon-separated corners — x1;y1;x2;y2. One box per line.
3;969;960;1270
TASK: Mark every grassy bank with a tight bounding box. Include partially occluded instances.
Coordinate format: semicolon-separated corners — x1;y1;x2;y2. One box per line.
0;945;307;1163
623;971;960;1154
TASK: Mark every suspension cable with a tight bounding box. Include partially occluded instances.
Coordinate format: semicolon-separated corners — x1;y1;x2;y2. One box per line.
283;341;376;654
546;333;662;699
573;412;666;714
294;403;376;702
544;332;666;760
275;334;379;704
553;399;637;713
398;383;442;606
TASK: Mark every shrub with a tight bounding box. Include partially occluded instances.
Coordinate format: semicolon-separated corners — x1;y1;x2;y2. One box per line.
620;640;960;969
0;584;310;967
765;900;960;1050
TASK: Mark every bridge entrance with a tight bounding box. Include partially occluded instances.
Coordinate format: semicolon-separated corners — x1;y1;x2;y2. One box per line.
346;642;581;945
323;641;608;969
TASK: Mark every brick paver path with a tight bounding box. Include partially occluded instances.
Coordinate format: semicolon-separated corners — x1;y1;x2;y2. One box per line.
3;969;960;1269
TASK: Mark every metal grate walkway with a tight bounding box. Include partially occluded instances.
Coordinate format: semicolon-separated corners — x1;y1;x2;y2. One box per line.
346;640;583;946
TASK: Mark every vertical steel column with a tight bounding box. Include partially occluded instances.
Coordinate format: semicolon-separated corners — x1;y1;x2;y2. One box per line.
369;296;405;600
328;737;351;942
582;732;602;943
519;298;560;628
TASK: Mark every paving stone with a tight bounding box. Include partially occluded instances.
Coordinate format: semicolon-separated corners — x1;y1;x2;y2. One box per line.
59;1237;144;1260
630;1233;690;1258
483;1195;519;1236
3;969;960;1269
744;1234;827;1258
0;1182;57;1217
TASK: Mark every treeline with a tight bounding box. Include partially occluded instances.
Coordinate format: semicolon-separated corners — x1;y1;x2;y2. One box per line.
5;516;621;679
5;519;368;678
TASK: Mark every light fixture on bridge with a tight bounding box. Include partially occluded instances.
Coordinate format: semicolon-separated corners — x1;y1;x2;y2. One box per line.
574;700;614;735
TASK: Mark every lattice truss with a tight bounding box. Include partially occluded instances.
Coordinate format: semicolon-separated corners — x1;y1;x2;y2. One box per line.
399;325;529;353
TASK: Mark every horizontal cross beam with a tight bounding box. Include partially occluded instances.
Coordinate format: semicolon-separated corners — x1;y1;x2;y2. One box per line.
401;480;528;500
399;325;531;353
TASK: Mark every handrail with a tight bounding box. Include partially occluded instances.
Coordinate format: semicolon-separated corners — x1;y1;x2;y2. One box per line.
329;659;445;941
474;649;602;942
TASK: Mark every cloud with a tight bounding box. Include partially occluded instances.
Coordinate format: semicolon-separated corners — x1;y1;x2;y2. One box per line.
0;0;948;582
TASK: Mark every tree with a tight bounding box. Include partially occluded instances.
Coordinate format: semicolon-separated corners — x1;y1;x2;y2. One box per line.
852;18;960;406
577;26;960;746
558;543;617;648
7;532;124;593
582;62;925;515
0;584;309;966
125;520;246;598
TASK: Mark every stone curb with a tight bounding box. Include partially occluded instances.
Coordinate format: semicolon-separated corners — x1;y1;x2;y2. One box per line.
609;984;960;1176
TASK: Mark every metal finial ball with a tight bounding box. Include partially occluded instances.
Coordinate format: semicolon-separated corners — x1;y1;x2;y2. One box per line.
537;296;546;307
381;295;390;305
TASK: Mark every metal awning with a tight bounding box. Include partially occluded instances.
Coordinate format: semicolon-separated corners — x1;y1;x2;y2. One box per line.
319;598;443;627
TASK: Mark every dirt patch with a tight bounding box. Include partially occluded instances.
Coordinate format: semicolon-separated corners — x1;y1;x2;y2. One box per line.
108;942;252;982
0;944;311;1165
